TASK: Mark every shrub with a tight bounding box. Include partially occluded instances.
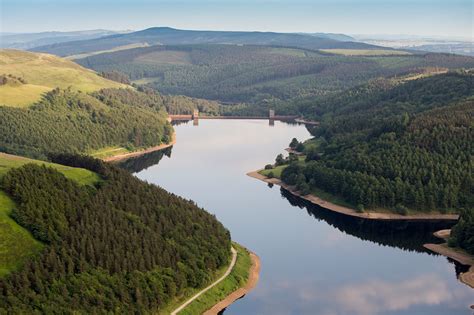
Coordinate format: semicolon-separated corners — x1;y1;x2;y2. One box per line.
395;204;408;215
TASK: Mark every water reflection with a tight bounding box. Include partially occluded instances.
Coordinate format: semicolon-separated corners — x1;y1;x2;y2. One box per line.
118;147;173;173
129;119;472;314
280;188;454;254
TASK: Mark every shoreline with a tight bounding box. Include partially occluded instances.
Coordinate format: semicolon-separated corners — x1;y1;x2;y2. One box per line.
203;249;261;315
294;118;319;125
102;132;176;163
424;230;474;289
247;169;459;222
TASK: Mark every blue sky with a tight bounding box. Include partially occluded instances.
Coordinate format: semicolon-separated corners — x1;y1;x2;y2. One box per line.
1;0;472;38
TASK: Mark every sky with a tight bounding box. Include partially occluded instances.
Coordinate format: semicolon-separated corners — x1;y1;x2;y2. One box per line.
1;0;472;38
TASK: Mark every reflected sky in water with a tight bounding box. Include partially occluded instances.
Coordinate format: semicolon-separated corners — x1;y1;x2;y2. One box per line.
134;119;473;315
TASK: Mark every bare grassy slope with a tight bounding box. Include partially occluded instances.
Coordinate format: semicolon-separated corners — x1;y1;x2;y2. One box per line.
0;49;125;106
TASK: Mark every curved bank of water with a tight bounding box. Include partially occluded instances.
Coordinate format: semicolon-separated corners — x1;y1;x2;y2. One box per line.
126;119;472;315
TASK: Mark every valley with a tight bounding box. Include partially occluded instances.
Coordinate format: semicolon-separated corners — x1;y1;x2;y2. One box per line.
0;15;473;315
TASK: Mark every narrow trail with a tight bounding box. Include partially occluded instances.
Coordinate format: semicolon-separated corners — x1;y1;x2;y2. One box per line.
204;251;261;315
170;247;237;315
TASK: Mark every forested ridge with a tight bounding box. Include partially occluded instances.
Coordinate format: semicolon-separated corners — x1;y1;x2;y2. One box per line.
31;27;379;57
277;72;473;214
77;44;474;107
0;155;231;313
0;88;173;159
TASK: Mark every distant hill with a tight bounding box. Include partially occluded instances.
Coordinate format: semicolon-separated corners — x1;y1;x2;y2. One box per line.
306;32;355;42
76;43;474;107
0;30;130;50
0;49;125;107
31;27;381;57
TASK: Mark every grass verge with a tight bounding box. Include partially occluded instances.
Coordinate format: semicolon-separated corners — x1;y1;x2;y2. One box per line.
89;146;131;159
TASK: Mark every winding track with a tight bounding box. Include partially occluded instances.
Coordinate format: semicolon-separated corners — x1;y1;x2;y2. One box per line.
170;247;237;315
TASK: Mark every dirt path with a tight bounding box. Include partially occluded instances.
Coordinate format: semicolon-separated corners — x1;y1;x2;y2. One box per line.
103;132;176;163
247;170;459;221
170;247;237;315
203;251;261;315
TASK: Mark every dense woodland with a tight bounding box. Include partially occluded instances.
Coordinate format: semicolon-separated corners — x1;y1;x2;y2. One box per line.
0;155;231;313
279;72;473;214
0;88;173;159
450;209;474;255
77;44;474;108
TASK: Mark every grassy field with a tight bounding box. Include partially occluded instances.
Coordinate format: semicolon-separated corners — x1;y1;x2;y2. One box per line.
0;49;126;107
0;153;100;277
174;243;252;315
0;153;100;186
66;43;150;60
135;50;192;65
88;146;131;159
320;49;412;56
260;164;287;178
0;191;43;278
0;84;51;108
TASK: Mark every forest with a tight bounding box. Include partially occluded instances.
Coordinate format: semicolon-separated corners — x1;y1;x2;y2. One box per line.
0;88;173;159
277;72;473;214
450;209;474;255
0;155;231;313
77;44;474;107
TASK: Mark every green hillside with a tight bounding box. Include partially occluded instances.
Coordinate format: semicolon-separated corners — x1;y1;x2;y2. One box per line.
0;49;125;107
0;155;231;313
0;88;173;159
0;153;100;278
268;72;473;215
77;44;474;108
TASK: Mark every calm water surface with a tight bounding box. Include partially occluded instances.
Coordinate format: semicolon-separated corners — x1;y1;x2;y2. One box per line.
131;120;472;315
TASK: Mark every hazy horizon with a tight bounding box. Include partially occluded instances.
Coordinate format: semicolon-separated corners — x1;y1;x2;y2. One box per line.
1;0;472;38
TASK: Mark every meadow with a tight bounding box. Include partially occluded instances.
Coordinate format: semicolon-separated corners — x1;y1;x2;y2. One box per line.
0;49;125;107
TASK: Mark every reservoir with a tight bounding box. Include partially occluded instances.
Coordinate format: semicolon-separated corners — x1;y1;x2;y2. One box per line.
128;119;472;315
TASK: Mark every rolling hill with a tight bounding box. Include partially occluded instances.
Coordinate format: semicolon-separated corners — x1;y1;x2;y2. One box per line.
76;43;474;108
31;27;382;57
0;30;129;50
0;152;100;278
0;154;231;313
0;49;125;107
0;50;173;159
270;72;474;215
